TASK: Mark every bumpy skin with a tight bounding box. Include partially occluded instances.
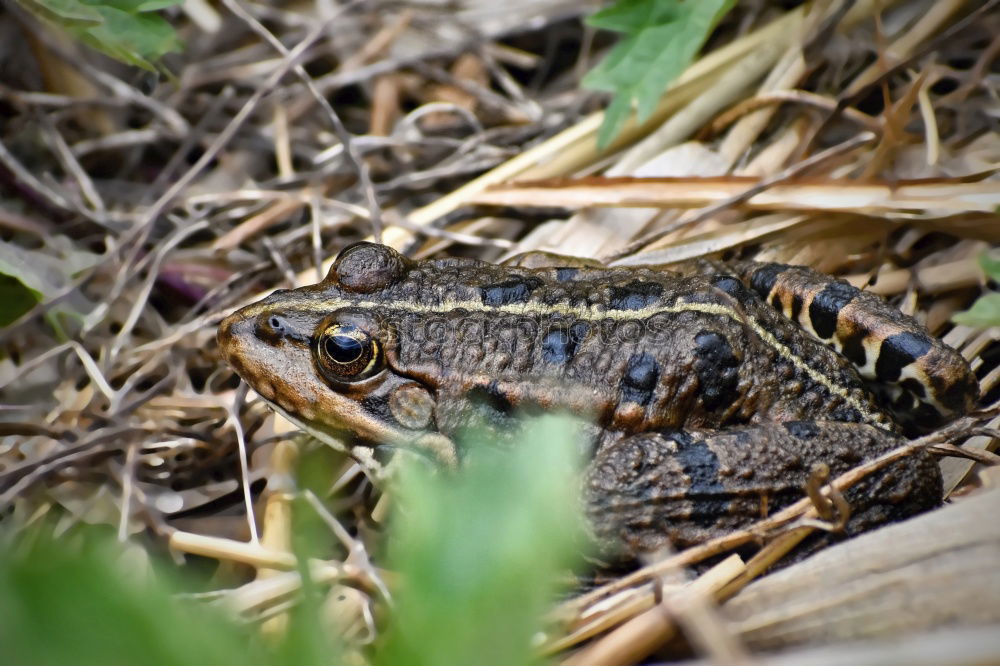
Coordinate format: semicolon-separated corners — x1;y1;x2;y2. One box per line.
390;262;895;436
217;243;977;563
686;260;980;434
585;422;942;560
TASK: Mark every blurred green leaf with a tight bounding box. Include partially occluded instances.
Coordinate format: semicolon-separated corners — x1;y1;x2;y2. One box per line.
99;0;180;11
952;293;1000;328
75;2;182;70
377;415;587;666
0;240;61;298
0;274;42;326
978;251;1000;283
952;253;1000;328
0;240;55;327
0;528;274;666
1;418;591;664
18;0;103;25
584;0;736;148
17;0;181;70
0;237;101;329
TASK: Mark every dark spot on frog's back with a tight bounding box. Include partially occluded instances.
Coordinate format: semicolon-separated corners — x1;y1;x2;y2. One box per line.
541;322;588;364
479;277;543;306
709;275;752;304
621;352;660;405
809;281;858;339
828;405;865;423
876;331;933;382
783;421;820;439
693;331;740;412
672;434;728;529
748;263;787;298
555;267;578;282
789;292;803;321
609;280;664;311
541;329;572;364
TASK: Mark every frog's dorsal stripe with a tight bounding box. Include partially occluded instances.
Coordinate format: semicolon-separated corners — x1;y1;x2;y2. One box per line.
244;294;888;428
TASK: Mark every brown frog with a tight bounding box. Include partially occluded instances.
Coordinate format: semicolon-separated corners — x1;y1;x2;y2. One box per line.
217;243;978;561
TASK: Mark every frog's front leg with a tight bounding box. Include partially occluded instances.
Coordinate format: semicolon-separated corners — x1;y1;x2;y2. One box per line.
584;422;941;564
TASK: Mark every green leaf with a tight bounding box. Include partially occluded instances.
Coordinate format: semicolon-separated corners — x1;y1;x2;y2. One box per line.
87;0;181;11
18;0;103;25
952;293;1000;329
0;240;58;327
952;252;1000;329
597;94;635;148
588;0;679;33
17;0;182;70
978;252;1000;283
0;237;101;329
0;528;276;666
77;4;182;69
0;274;42;326
377;415;587;666
584;0;736;148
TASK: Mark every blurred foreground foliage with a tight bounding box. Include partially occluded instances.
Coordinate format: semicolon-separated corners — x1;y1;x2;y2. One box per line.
16;0;181;70
0;528;276;666
378;414;586;666
0;415;586;666
952;253;1000;329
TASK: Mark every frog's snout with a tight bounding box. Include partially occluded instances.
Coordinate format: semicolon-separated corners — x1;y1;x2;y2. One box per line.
216;308;253;372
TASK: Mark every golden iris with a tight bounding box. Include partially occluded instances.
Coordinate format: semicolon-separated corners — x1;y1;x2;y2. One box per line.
315;323;382;381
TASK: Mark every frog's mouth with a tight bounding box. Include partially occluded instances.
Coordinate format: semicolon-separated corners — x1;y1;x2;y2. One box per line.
256;396;389;477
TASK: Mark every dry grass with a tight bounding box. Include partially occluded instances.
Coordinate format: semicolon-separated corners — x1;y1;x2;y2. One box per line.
1;0;998;662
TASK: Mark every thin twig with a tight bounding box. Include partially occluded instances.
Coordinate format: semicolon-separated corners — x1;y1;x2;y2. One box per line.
0;138;107;226
220;0;385;240
603;132;876;262
137;16;334;232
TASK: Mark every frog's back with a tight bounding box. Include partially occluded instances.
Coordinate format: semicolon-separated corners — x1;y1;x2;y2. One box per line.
370;257;895;435
220;242;977;449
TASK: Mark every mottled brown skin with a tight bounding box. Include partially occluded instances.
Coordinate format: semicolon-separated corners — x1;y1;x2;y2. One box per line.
585;422;941;560
217;243;977;564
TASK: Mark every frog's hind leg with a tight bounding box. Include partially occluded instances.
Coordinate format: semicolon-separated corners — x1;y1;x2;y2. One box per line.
584;421;941;566
728;262;977;432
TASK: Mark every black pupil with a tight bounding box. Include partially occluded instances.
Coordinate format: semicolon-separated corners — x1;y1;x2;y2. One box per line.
326;334;363;364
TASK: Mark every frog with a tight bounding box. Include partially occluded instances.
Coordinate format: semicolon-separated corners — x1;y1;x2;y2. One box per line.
217;242;979;562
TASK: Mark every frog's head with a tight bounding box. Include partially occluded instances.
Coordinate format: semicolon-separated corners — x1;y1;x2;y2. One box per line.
218;243;453;467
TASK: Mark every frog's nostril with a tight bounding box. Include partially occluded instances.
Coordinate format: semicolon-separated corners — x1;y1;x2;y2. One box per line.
253;312;310;346
269;315;285;332
253;312;289;345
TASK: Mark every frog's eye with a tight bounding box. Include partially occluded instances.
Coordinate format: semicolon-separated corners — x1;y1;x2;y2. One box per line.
315;323;383;382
